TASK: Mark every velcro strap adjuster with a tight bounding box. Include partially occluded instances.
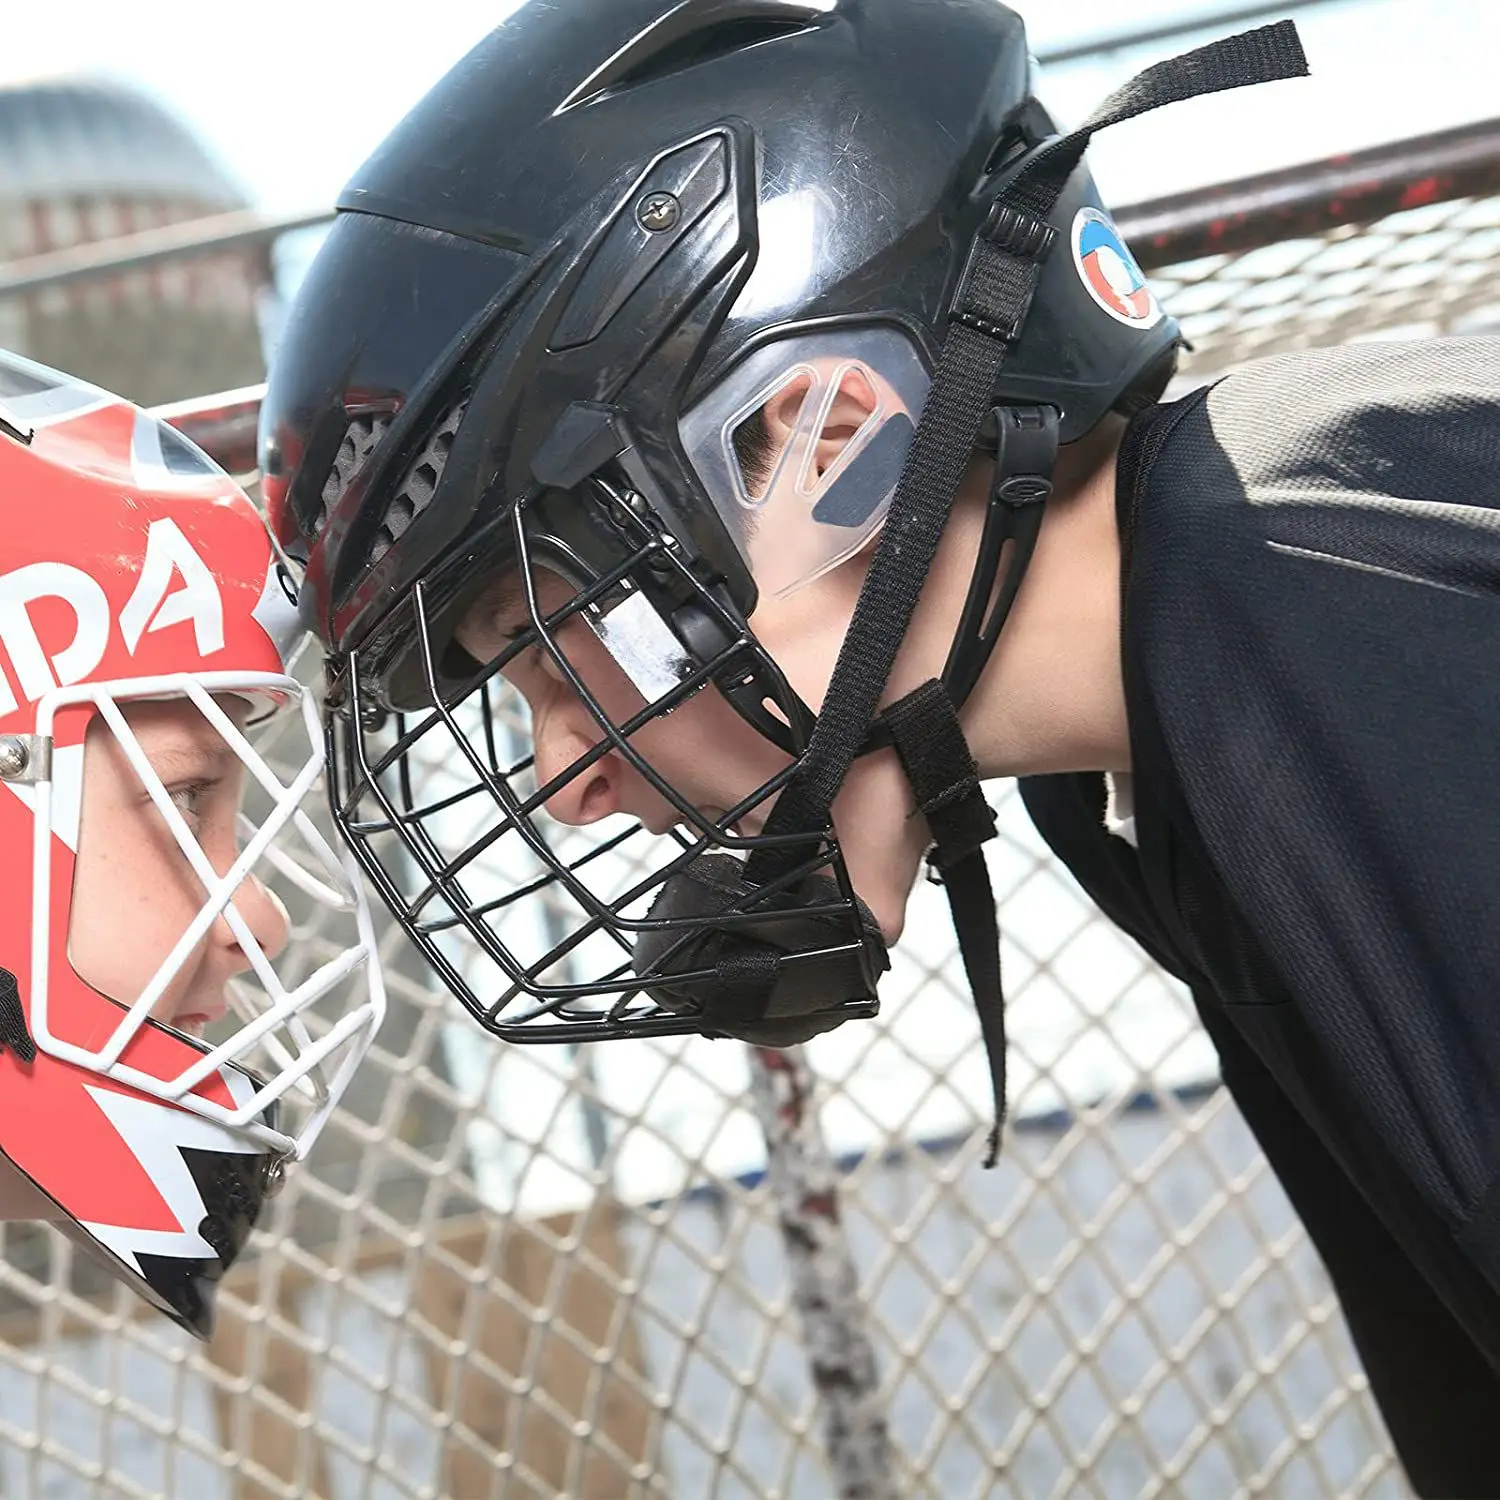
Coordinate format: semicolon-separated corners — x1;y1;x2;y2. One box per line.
919;777;998;872
883;680;998;871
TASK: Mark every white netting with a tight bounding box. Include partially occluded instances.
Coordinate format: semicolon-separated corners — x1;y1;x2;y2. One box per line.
6;184;1498;1500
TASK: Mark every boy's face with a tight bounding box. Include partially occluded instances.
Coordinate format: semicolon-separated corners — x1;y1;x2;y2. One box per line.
444;352;950;958
68;697;291;1040
455;556;932;949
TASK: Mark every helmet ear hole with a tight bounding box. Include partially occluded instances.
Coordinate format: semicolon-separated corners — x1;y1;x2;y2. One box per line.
730;407;777;498
982;128;1029;180
982;98;1056;178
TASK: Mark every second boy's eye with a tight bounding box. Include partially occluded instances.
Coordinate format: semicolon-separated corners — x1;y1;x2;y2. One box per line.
166;780;217;835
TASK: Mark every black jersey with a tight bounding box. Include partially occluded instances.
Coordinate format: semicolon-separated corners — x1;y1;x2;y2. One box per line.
1021;338;1500;1498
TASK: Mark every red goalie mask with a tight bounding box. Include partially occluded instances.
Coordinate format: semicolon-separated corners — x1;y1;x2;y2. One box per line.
0;350;385;1339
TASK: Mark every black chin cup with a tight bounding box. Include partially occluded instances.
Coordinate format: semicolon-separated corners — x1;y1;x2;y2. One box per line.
57;1102;281;1342
634;854;888;1046
135;1140;273;1340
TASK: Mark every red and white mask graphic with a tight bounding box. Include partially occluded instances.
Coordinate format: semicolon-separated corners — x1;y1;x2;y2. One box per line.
0;350;385;1338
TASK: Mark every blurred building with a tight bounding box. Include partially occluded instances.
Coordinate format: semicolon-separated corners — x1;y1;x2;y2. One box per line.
0;78;271;405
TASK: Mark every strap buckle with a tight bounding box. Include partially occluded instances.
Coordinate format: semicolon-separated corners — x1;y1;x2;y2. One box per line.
950;203;1058;341
884;680;997;872
990;405;1058;508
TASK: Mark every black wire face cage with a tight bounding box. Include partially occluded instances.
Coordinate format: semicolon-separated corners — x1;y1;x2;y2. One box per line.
327;486;885;1042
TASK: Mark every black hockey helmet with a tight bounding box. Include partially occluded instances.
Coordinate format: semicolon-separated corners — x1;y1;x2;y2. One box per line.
261;0;1305;1158
265;0;1186;670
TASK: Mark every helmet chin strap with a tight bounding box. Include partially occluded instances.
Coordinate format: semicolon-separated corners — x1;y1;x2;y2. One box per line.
638;22;1309;1161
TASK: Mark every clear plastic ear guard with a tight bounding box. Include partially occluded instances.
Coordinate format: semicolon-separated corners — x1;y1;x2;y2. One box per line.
679;325;931;600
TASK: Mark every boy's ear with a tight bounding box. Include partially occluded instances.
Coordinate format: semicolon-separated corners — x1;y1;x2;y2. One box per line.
761;366;881;476
760;372;813;447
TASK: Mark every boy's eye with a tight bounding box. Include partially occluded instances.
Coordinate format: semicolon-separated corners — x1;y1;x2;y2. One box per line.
167;780;216;830
498;625;568;686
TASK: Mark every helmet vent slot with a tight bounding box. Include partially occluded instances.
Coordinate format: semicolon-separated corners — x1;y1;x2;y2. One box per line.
369;402;468;564
317;413;390;538
559;3;832;112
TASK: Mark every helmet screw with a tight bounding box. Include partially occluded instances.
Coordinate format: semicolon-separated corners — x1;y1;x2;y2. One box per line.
0;739;29;780
359;701;389;733
637;192;681;233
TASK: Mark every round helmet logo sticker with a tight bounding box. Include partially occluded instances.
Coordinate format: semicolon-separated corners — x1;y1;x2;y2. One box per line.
1072;207;1162;329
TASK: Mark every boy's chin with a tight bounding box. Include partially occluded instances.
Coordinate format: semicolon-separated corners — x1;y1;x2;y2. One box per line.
848;835;929;949
860;880;910;948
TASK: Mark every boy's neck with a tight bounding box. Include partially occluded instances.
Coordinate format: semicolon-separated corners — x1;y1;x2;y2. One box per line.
825;415;1134;942
934;415;1133;780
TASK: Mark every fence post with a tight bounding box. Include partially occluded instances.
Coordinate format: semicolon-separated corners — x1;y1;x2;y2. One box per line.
747;1046;897;1500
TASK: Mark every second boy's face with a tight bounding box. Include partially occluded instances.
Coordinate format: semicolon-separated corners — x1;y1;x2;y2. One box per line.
69;697;290;1040
0;696;294;1223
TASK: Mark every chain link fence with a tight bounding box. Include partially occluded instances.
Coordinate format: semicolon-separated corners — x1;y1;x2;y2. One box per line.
6;116;1500;1500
